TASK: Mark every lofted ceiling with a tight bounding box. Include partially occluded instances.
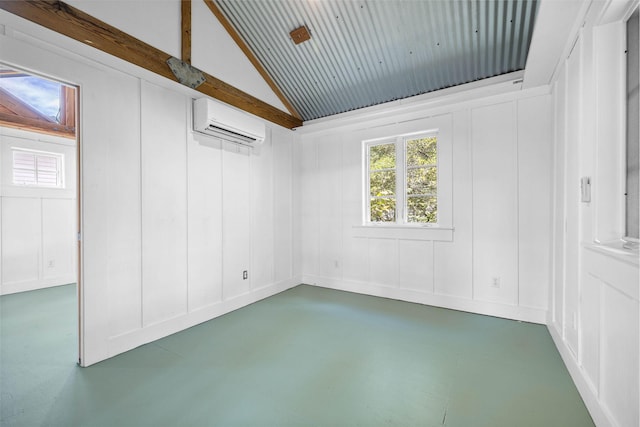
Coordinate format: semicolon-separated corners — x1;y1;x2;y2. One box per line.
215;0;540;122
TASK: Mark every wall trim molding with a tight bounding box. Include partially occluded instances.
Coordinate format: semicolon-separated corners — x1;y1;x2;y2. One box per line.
299;74;550;137
100;277;300;366
547;322;616;427
0;276;76;296
303;275;547;324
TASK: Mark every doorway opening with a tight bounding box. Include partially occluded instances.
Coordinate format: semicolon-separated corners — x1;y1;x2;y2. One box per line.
0;64;81;363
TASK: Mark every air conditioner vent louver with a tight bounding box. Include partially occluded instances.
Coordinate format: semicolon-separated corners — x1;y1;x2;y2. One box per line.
193;98;265;147
205;125;258;145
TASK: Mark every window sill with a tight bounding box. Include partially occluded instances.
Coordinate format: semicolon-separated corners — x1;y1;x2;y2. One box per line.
583;241;640;267
352;225;454;241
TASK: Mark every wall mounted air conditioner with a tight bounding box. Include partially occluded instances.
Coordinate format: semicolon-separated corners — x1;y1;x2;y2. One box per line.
193;98;266;147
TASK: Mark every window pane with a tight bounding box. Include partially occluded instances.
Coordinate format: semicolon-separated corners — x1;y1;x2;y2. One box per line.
407;136;437;166
369;143;396;171
370;170;396;197
407;196;437;223
407;166;437;195
0;68;62;122
370;198;396;222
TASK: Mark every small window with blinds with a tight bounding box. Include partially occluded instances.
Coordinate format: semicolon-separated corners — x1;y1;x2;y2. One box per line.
12;149;64;188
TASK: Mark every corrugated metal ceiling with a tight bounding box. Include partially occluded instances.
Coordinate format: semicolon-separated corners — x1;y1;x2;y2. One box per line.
214;0;539;121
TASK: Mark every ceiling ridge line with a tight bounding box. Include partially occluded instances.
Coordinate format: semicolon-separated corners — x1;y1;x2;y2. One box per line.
203;0;302;121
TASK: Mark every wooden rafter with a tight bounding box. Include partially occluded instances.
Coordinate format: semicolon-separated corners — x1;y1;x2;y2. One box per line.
203;0;302;121
0;0;302;129
181;0;191;64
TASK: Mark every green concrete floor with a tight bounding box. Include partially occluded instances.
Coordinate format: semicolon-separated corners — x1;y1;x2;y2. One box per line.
1;284;593;427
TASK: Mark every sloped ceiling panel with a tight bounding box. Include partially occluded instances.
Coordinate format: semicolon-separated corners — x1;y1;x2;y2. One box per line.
215;0;539;121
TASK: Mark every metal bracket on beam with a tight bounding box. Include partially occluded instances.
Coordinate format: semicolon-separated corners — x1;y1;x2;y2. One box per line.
166;57;206;89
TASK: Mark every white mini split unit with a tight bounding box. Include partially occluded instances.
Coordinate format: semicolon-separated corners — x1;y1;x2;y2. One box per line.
193;98;266;147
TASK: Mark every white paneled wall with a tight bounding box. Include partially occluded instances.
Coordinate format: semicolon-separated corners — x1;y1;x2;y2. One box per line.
0;18;299;366
187;135;223;309
434;110;473;299
299;88;552;323
471;102;519;306
141;81;189;326
517;96;553;310
0;129;77;295
95;79;297;364
548;3;640;427
222;145;252;299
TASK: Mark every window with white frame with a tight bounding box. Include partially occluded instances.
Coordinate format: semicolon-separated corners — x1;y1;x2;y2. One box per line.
366;132;438;225
12;148;64;188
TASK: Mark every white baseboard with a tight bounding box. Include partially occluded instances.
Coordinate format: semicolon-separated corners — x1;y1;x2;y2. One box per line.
1;276;76;295
99;278;301;366
302;275;547;324
547;322;616;427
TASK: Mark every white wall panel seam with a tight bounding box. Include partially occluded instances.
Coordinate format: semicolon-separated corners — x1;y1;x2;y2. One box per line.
550;82;558;324
561;63;569;342
138;77;144;329
289;134;294;279
184;97;190;313
39;197;43;282
221;149;226;301
430;240;435;293
271;129;276;284
249;144;254;292
219;144;225;303
469;107;475;301
272;129;276;285
515;100;520;307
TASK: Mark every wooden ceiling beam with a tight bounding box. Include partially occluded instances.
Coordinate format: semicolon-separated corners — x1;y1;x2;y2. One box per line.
0;0;302;129
203;0;302;121
181;0;191;64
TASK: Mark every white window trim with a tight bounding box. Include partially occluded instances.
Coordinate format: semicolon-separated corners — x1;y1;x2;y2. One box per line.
356;114;453;241
12;147;65;189
364;131;440;226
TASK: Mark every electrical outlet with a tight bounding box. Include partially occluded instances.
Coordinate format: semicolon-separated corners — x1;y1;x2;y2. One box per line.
491;277;501;288
243;270;248;280
48;259;55;268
